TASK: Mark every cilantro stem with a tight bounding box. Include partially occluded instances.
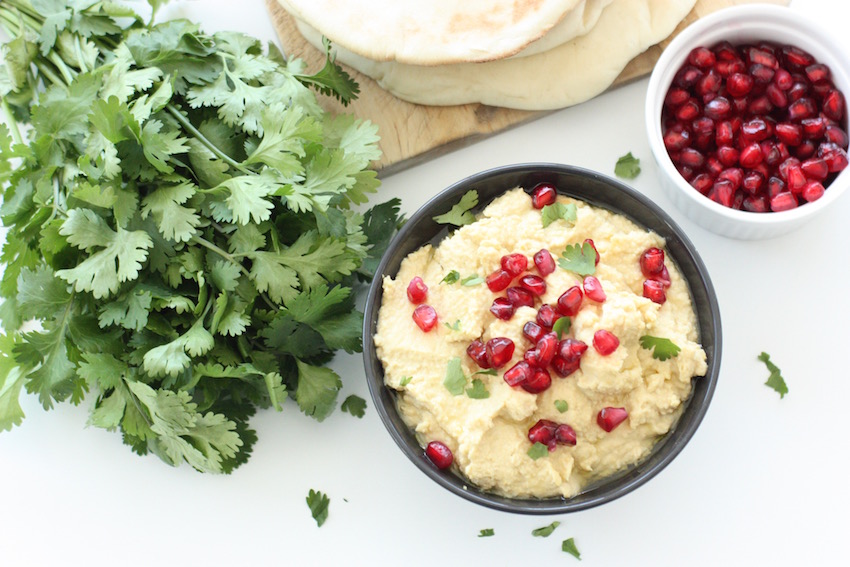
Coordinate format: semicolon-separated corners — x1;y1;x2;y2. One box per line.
0;99;23;146
74;36;89;73
165;105;252;174
191;236;251;279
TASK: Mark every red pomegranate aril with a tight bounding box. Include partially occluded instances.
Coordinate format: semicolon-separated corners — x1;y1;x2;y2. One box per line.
740;118;769;143
643;279;667;305
523;321;546;344
739;143;764;168
747;46;778;69
696;71;722;98
412;305;438;332
555;424;577;446
709;180;735;207
506;286;534;308
702;96;730;120
825;125;849;147
500;253;528;277
805;63;831;84
773;68;793;90
691;173;714;195
678;147;705;168
597;407;629;432
823;89;846;121
715;120;735;145
525;332;558;368
801;116;826;139
778;156;801;180
782;45;815;70
649;265;672;288
788;97;816;121
742;171;765;194
663;128;691;152
490;297;515;320
795;140;816;160
801;180;825;202
767;176;786;199
743;194;770;213
786;164;807;193
676;100;700;121
665;87;690;107
674;65;703;88
748;95;773;115
486;269;513;293
536;303;561;329
528;419;557;445
770;191;798;212
558;338;587;360
522;367;552;394
504;360;532;387
639;247;665;276
775;122;803;146
749;63;775;85
582;276;606;303
485;337;515;369
467;340;491;369
533;249;556;276
812;81;834;100
715;145;739;167
688;46;717;69
704;156;723;177
425;441;453;469
801;157;829;181
761;142;782;166
714;41;738;61
732;189;745;210
531;183;557;209
717;167;743;190
407;276;428;304
519;274;547;297
556;286;583;316
592;329;619;356
787;81;809;103
726;72;754;97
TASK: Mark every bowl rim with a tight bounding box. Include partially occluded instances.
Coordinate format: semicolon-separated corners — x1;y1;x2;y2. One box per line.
645;3;850;227
362;162;722;514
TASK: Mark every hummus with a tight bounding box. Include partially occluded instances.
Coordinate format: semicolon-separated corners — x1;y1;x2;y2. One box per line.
374;188;707;499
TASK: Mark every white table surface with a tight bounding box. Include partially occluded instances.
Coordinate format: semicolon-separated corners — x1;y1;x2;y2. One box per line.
2;1;848;565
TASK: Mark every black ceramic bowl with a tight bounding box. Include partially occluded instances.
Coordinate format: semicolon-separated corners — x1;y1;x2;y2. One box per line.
362;163;721;514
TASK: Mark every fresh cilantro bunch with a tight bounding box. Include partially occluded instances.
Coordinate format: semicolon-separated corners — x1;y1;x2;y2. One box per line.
0;0;401;473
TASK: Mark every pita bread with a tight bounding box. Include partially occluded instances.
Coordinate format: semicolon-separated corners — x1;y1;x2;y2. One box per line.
276;0;584;65
294;0;699;110
514;0;614;58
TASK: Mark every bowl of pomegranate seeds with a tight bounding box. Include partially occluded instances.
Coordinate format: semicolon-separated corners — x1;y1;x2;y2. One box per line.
646;4;850;239
363;163;721;513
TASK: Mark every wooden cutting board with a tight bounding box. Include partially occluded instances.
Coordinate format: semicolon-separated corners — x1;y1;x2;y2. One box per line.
265;0;787;176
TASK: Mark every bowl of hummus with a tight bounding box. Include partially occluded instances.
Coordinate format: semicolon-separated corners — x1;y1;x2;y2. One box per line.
363;163;721;514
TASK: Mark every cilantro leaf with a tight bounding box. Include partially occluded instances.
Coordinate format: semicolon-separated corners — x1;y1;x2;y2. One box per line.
532;521;561;537
466;378;490;399
473;369;498;376
433;190;478;226
461;274;484;286
295;361;342;421
478;529;495;537
295;38;360;106
340;394;366;418
758;352;788;398
553;316;571;340
0;335;26;432
441;270;460;284
307;489;330;527
443;357;466;396
639;335;681;361
527;442;549;460
558;242;597;276
562;538;581;560
444;320;461;331
399;376;412;387
554;400;569;413
541;202;577;228
615;152;641;179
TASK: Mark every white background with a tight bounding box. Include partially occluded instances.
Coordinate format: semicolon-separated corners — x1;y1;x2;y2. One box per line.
2;1;848;565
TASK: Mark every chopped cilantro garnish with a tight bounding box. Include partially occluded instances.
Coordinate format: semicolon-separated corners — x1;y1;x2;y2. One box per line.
562;537;581;559
554;399;569;413
441;270;461;284
553;316;571;340
444;320;461;331
473;369;498;376
615;152;641;179
443;357;466;396
399;376;413;387
466;378;490;399
558;243;597;276
527;442;549;460
461;274;484;286
532;521;561;537
433;190;479;226
340;395;366;418
758;352;788;398
541;202;577;228
478;528;495;537
639;335;681;361
306;489;330;527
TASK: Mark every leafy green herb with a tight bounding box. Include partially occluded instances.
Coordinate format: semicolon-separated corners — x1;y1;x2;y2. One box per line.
0;1;401;472
440;270;460;284
554;400;569;413
758;352;788;398
443;357;466;396
473;369;498;376
466;378;490;399
444;320;461;331
541;202;577;228
461;274;484;286
478;528;495;537
532;521;561;537
340;395;366;418
306;489;330;527
294;37;359;106
639;335;681;361
562;538;581;559
558;243;597;276
553;316;571;340
399;376;413;387
433;190;478;226
527;442;549;460
615;152;641;179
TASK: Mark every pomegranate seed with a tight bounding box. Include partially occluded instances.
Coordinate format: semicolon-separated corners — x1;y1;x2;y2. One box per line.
743;194;770;213
582;276;606;303
500;253;528;277
676;100;700;121
533;249;556;276
788;82;809;103
506;286;534;308
523;321;546;344
504;360;532;387
519;274;547;297
597;407;629;432
742;171;765;194
485;337;515;368
732;189;745;210
823;90;846;121
778;157;802;180
812;81;833;100
716;145;739;167
805;63;830;84
726;72;754;97
819;142;850;172
786;164;807;193
412;305;438;332
536;304;561;329
749;63;775;85
715;58;745;77
770;192;798;212
639;247;665;276
741;118;771;143
703;96;730;120
674;65;703;88
552;355;580;378
643;279;667;305
558;338;588;361
801;157;829;181
825;125;849;147
691;173;714;195
714;41;738;61
664;128;691;151
650;265;672;288
678;147;705;168
775;123;803;146
796;140;817;160
715;120;735;145
709;180;735;207
528;419;557;445
524;332;558;368
718;167;743;190
766;83;788;108
801;117;827;139
788;97;816;121
425;441;453;469
696;71;722;98
688;46;716;69
531;183;557;209
466;340;491;369
592;329;619;356
739;143;764;168
490;297;515;320
768;176;786;198
773;68;793;90
747;46;778;69
782;45;814;70
748;95;773;115
705;156;724;177
555;424;577;446
665;87;690;107
761;142;783;166
407;276;428;304
522;367;552;394
556;286;583;316
801;180;825;202
486;269;513;292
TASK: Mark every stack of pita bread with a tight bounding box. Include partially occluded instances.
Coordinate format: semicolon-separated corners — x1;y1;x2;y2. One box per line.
276;0;791;111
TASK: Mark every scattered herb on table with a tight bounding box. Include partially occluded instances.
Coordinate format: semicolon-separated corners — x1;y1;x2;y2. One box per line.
478;528;495;538
758;352;788;398
532;521;561;537
541;202;577;228
615;152;641;179
433;189;478;226
306;489;330;527
559;243;597;276
527;442;548;460
562;537;581;559
639;335;681;361
0;0;403;472
340;395;366;418
465;378;490;399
